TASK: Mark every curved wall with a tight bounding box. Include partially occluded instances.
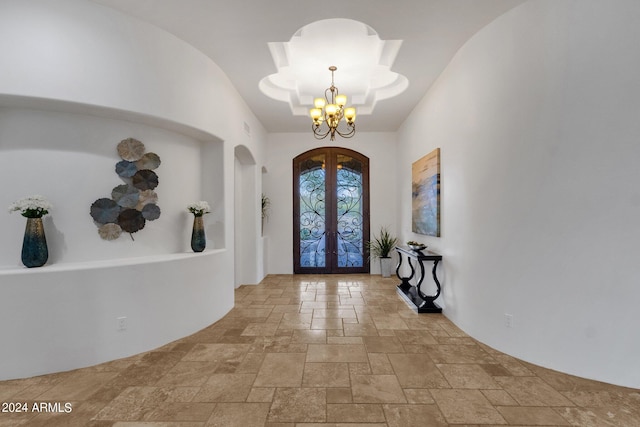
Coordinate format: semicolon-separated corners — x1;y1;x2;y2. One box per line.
0;251;232;379
0;0;266;379
397;0;640;388
0;0;247;141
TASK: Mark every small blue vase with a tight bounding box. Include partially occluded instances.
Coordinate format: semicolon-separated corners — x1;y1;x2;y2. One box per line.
190;215;206;252
22;217;48;268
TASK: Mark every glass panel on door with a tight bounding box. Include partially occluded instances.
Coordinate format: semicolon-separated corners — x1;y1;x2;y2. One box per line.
298;154;326;268
336;154;364;268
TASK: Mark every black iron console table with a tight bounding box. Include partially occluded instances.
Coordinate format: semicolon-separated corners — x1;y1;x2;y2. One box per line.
395;246;443;313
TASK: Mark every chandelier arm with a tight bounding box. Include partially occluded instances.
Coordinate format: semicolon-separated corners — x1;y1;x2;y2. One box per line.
325;85;338;104
311;123;330;140
335;124;356;139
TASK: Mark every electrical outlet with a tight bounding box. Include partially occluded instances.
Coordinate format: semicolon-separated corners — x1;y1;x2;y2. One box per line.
117;316;127;331
504;313;513;328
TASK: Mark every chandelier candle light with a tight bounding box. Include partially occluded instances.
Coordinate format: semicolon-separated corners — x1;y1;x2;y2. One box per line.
309;66;356;141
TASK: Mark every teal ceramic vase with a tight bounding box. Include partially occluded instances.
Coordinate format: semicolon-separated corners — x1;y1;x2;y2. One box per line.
22;217;48;268
191;215;206;252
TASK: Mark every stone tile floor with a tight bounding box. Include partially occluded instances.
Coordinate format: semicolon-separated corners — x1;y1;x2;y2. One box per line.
0;274;638;426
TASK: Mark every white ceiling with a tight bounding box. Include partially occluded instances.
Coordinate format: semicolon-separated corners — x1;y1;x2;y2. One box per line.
259;18;410;118
90;0;525;133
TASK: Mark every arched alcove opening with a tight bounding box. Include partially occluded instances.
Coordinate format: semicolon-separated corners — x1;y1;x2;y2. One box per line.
234;144;258;287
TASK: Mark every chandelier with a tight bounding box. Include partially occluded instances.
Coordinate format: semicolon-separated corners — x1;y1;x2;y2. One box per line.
309;66;356;141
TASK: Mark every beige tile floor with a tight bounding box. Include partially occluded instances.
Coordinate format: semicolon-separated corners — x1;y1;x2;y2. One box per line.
1;274;639;426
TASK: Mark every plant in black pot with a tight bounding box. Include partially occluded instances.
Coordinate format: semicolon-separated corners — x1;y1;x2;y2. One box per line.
367;226;398;277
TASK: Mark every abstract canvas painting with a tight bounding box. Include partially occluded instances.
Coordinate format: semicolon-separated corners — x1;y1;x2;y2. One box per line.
412;148;440;236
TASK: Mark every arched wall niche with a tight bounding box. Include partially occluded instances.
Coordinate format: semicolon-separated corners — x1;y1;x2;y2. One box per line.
0;100;225;265
235;144;257;166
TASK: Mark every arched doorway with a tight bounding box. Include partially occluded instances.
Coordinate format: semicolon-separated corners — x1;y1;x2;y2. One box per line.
293;147;370;274
234;145;258;287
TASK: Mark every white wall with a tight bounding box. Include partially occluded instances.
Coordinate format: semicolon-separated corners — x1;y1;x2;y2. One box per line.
0;0;266;378
397;0;640;388
264;132;398;274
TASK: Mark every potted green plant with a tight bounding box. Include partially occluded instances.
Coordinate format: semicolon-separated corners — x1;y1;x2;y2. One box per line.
367;226;398;277
261;194;270;235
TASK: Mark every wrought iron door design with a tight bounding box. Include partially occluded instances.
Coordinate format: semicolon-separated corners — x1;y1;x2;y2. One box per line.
294;147;369;274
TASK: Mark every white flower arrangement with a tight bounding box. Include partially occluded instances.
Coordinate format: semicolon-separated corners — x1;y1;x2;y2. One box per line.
187;201;211;216
8;195;52;218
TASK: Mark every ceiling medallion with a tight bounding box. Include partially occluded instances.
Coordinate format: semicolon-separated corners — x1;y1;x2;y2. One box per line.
309;66;356;141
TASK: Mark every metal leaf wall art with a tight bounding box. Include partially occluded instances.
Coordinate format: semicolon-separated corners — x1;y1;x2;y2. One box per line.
90;138;161;240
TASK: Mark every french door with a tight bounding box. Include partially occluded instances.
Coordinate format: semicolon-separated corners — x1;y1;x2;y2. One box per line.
293;147;370;274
